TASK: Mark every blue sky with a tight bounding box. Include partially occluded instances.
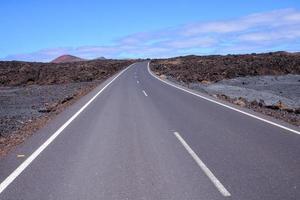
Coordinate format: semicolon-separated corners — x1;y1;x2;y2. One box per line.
1;0;300;61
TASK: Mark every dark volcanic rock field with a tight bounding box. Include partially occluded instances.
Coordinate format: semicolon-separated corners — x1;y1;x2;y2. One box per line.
0;59;133;86
151;52;300;83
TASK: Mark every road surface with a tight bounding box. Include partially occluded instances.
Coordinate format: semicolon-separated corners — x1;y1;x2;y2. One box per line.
0;62;299;199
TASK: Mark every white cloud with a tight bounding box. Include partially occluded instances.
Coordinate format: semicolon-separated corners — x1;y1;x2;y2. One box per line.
182;8;300;36
164;37;217;49
3;8;300;62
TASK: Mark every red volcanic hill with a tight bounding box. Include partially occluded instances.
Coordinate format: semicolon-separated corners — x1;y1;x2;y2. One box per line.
51;55;85;63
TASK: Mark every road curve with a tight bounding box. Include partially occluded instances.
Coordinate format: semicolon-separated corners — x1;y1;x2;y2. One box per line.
0;62;299;200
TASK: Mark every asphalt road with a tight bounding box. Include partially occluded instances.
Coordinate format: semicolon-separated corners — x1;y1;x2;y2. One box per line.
0;62;299;200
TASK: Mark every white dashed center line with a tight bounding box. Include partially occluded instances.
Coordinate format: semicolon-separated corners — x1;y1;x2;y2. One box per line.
174;131;231;197
142;90;148;96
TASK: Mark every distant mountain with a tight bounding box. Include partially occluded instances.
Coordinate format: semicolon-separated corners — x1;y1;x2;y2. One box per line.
51;55;85;63
94;56;106;60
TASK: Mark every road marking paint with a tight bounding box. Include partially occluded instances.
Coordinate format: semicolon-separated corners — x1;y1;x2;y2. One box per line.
174;131;231;197
0;63;135;195
142;90;148;96
147;62;300;135
137;80;139;84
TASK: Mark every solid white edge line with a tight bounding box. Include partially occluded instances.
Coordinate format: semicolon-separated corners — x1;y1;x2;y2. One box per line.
0;63;135;194
147;62;300;135
174;132;231;197
142;90;148;96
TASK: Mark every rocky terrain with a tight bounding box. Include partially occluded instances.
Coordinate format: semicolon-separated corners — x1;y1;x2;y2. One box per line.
0;59;132;86
0;59;134;155
151;52;300;126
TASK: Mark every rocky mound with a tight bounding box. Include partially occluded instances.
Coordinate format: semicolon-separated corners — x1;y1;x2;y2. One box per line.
51;54;85;63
